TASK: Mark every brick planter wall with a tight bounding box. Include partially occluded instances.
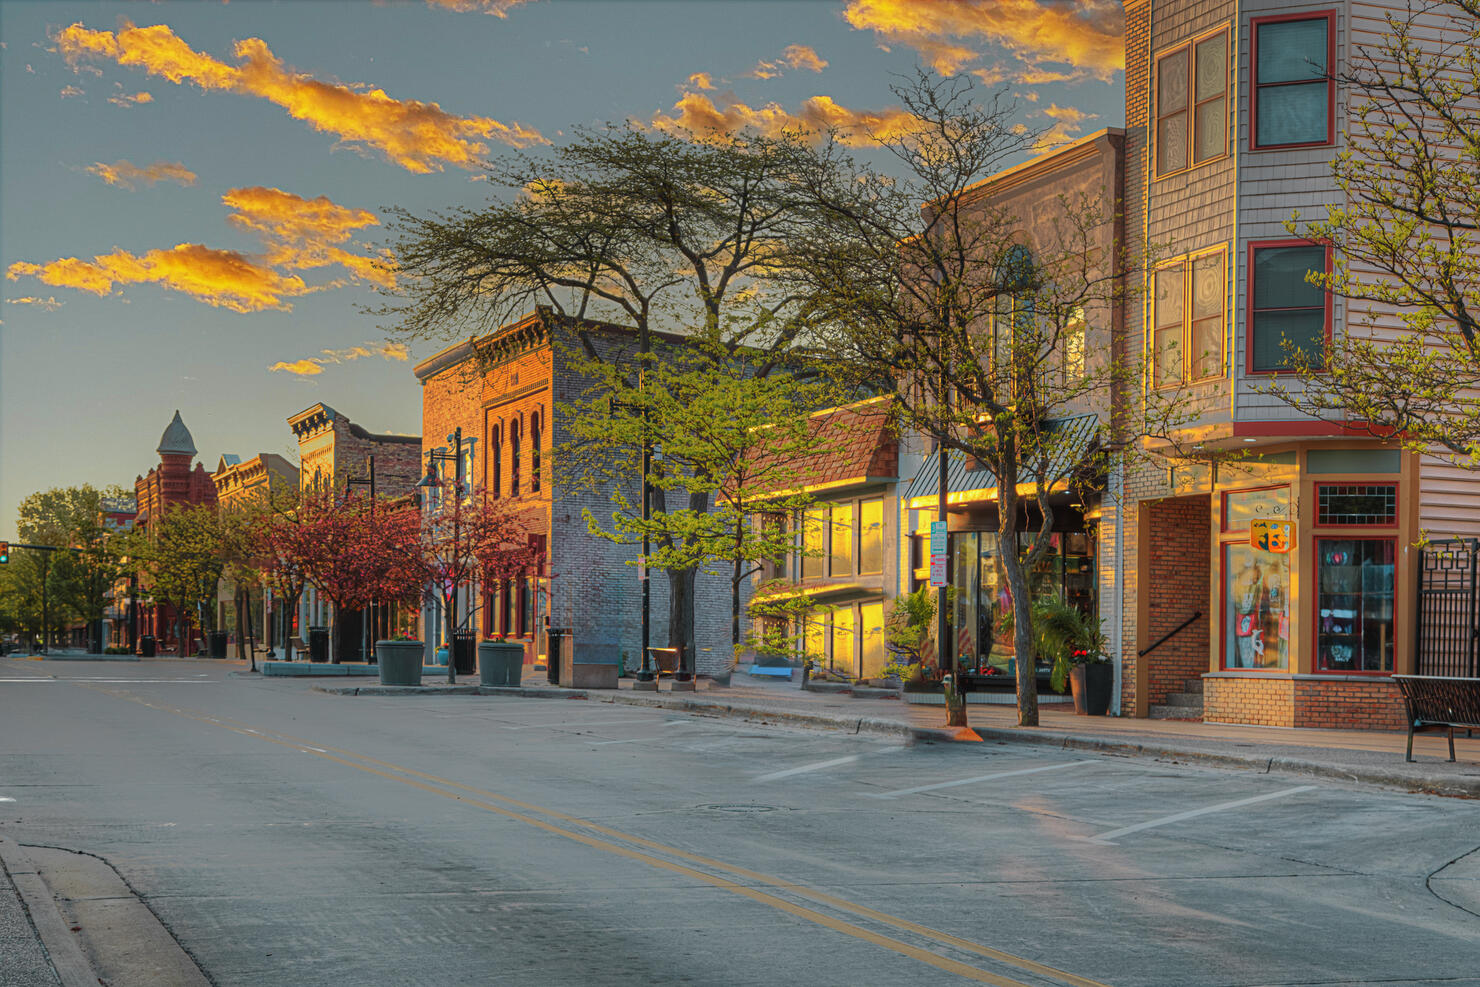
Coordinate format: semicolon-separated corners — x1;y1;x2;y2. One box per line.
1206;674;1407;730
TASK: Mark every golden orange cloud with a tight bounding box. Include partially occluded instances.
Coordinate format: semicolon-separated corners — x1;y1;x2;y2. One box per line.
7;245;308;313
687;71;716;91
782;44;828;73
56;21;546;173
843;0;1123;81
60;84;85;98
424;0;535;15
654;91;919;146
107;89;153;107
270;340;409;376
222;186;394;288
268;359;324;376
5;296;63;311
1033;103;1097;151
86;159;197;190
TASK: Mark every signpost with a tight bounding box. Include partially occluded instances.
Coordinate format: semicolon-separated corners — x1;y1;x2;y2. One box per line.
1250;519;1294;554
928;521;948;588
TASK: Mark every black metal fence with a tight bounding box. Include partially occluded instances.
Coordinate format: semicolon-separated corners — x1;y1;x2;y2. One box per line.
1416;539;1480;677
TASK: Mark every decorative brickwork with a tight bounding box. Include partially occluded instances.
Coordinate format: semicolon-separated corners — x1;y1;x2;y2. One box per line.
1204;675;1295;727
1206;675;1407;730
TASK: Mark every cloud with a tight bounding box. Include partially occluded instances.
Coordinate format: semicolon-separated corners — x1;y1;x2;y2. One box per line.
654;91;919;146
7;186;391;310
424;0;535;15
744;60;783;81
270;340;409;376
107;89;152;107
7;245;308;313
222;185;394;288
843;0;1124;81
55;21;547;173
781;44;828;73
86;159;196;190
6;296;63;311
686;71;715;91
60;84;85;98
1034;103;1097;151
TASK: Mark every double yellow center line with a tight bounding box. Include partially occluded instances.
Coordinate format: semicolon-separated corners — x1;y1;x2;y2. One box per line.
91;686;1111;987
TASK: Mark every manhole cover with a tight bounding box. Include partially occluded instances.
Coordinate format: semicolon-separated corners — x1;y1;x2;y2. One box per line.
700;803;777;813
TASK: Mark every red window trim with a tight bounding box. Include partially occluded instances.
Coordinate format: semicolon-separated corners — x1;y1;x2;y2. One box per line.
1218;541;1291;673
1244;238;1333;376
1220;483;1291;533
1312;481;1399;530
1153;26;1232;180
1311;534;1397;675
1249;10;1337;151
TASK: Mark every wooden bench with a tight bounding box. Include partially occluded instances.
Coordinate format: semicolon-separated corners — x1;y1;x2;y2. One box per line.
1392;675;1480;762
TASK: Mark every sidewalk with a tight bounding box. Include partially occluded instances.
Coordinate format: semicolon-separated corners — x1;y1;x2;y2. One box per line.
316;668;1480;797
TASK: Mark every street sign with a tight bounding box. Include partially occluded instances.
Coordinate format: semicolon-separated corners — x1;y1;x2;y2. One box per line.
929;556;948;588
1250;519;1294;554
929;521;947;556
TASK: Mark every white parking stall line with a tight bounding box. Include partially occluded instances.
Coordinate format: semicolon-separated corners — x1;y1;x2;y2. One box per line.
752;748;901;783
589;737;660;746
868;761;1088;799
499;718;657;730
1084;785;1317;845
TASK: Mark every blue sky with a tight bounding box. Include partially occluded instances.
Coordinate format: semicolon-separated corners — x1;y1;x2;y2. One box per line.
0;0;1125;537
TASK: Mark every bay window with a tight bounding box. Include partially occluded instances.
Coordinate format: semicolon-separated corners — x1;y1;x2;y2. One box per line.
1155;28;1229;177
1153;249;1226;386
1249;242;1329;372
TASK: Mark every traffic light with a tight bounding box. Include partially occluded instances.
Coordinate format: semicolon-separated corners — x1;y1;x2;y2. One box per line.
0;542;8;564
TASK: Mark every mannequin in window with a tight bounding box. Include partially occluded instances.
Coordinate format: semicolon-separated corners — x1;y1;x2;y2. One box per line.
1259;558;1288;668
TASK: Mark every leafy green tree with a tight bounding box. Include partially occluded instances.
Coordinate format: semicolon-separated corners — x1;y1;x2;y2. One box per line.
384;125;832;662
121;503;227;654
15;484;127;651
1274;1;1480;465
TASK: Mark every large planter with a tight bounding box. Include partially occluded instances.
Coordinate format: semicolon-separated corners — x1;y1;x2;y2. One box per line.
1069;662;1113;716
376;640;424;686
478;641;525;688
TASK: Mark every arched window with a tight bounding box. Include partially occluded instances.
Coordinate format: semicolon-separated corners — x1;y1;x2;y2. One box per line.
489;424;502;499
993;244;1036;381
510;416;522;496
530;410;542;492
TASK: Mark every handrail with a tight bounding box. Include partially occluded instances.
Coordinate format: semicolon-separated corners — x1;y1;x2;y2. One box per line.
1137;610;1202;658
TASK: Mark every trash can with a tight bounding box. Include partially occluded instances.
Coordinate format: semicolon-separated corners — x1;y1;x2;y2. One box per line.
209;630;228;659
546;628;566;686
453;632;476;675
139;635;157;658
309;626;329;663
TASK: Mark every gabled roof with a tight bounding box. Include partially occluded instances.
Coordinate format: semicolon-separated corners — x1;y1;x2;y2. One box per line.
157;410;197;456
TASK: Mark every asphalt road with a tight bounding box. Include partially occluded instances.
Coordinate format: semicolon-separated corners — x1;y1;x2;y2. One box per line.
2;657;1477;987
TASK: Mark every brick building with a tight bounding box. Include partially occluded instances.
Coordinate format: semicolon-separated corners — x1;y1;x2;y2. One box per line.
212;452;299;654
1110;0;1480;728
287;403;421;661
414;309;734;677
132;410;217;653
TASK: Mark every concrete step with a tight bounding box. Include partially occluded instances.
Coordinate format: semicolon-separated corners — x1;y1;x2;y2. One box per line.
1182;677;1205;694
1148;704;1204;721
1161;691;1204;708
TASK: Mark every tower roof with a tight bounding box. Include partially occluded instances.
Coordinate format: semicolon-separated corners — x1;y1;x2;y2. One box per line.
157;410;197;456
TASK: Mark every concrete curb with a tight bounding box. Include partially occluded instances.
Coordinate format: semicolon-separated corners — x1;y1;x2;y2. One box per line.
314;684;483;696
0;837;96;987
314;681;1480;796
14;654;140;663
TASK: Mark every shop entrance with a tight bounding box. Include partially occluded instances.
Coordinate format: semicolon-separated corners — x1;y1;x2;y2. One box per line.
1137;495;1211;718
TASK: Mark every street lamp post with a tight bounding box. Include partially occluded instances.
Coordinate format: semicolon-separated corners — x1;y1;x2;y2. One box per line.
419;428;463;685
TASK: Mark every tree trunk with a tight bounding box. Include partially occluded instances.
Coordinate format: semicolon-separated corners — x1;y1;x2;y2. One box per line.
445;591;458;685
330;601;341;664
235;587;247;660
667;567;697;675
245;589;257;672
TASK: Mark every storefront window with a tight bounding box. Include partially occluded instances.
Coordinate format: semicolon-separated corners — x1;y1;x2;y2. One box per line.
860;602;885;679
1224;486;1290;530
803;614;826;665
831;606;856;678
1316;538;1395;672
1224;543;1291;669
801;508;825;580
830;503;854;576
953;532;981;665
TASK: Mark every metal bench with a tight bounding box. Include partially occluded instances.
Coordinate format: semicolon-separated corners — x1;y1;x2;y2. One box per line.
1392;675;1480;762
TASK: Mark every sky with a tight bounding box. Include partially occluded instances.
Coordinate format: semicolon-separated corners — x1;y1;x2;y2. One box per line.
0;0;1126;539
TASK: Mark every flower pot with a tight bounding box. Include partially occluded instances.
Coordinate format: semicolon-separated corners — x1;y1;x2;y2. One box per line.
1069;662;1113;716
478;641;525;688
376;640;424;686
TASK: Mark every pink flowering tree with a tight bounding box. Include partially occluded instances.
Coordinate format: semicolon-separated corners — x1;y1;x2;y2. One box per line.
410;489;539;685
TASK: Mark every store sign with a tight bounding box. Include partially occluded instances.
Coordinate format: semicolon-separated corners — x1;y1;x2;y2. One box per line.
928;521;948;587
1250;519;1294;554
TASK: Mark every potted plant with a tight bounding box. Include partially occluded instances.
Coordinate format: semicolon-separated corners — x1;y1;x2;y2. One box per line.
1034;596;1112;715
376;633;424;687
478;633;524;688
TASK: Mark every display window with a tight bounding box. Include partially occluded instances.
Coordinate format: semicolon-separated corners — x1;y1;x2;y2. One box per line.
1222;485;1291;531
1223;543;1291;669
1315;538;1395;672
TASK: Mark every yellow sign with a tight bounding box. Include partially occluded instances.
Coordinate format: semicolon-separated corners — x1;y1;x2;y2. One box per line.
1250;519;1294;554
